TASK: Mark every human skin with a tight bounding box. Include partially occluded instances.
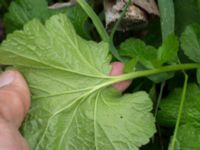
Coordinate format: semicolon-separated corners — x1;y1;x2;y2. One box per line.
0;62;131;150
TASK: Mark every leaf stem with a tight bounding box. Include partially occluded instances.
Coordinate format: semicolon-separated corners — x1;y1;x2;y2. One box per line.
155;81;166;117
76;0;110;42
110;0;132;40
169;73;188;150
111;63;199;83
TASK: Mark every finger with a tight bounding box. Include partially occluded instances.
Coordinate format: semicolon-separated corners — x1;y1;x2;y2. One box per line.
110;62;132;92
0;70;30;128
0;118;29;150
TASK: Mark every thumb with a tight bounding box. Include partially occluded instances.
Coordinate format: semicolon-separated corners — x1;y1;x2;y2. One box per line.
0;70;30;128
110;62;132;92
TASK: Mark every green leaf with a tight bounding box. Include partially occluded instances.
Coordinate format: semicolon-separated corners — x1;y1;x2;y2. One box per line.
4;0;50;33
124;58;138;73
65;4;90;39
119;37;178;83
158;0;175;40
120;38;160;69
174;0;200;35
157;34;179;64
158;84;200;148
157;84;200;127
0;14;155;150
176;124;200;150
197;69;200;85
4;0;89;38
181;24;200;63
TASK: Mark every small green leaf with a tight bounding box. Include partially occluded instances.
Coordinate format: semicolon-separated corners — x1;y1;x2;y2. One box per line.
181;24;200;63
176;124;200;150
158;83;200;125
124;58;138;73
119;38;177;83
120;38;160;69
0;14;155;150
157;34;179;64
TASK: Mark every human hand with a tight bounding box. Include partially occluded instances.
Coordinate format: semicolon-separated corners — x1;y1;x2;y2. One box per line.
0;62;131;149
0;71;30;150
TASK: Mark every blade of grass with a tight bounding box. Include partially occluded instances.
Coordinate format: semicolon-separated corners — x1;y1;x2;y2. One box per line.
158;0;175;40
76;0;123;61
76;0;109;42
155;81;166;118
110;0;132;40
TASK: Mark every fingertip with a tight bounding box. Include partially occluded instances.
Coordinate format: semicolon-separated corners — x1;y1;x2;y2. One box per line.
0;70;30;128
110;62;132;92
2;70;30;112
109;62;124;76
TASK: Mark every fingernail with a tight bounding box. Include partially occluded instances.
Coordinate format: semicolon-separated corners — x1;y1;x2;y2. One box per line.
0;71;15;88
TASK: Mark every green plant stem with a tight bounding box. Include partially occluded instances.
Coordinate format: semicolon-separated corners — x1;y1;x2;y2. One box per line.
169;73;188;150
94;63;198;95
109;0;132;62
76;0;123;61
76;0;109;42
109;42;124;62
155;81;166;117
112;63;199;83
110;0;132;40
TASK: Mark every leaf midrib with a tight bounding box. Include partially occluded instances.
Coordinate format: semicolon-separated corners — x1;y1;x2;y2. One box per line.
32;76;118;149
1;47;109;78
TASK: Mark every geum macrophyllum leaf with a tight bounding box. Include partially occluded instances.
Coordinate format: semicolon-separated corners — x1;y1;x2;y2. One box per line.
0;14;155;150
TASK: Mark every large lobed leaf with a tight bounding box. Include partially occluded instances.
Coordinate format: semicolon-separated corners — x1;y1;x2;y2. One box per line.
0;14;155;150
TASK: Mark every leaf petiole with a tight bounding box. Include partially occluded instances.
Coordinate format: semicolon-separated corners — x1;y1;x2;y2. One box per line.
169;73;188;150
110;63;199;83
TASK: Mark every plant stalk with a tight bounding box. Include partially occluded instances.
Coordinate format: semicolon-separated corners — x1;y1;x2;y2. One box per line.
111;63;199;83
169;73;188;150
76;0;123;61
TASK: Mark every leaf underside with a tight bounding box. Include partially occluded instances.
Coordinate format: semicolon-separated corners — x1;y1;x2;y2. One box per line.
0;14;155;150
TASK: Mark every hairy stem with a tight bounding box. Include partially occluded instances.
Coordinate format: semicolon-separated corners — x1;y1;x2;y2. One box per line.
111;63;199;83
